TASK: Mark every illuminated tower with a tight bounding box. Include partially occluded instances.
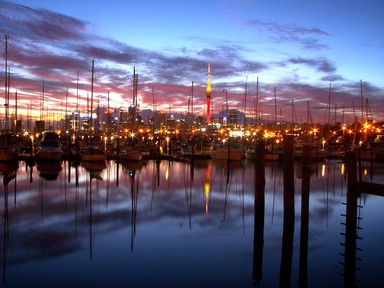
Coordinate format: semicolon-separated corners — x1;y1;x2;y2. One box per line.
205;64;212;124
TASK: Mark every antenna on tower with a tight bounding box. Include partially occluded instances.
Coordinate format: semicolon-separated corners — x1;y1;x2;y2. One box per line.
205;64;212;124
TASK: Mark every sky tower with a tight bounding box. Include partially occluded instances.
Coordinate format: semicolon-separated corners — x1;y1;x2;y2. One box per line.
205;64;212;124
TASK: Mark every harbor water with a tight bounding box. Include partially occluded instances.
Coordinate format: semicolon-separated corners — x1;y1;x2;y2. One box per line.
0;158;383;287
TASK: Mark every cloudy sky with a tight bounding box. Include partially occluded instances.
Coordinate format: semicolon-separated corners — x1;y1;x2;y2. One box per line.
1;0;383;124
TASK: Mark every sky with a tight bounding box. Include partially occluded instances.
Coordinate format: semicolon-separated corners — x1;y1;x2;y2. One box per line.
1;0;384;125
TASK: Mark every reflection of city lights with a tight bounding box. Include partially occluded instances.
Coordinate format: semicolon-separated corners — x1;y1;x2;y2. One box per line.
205;165;210;215
321;164;326;177
341;164;345;175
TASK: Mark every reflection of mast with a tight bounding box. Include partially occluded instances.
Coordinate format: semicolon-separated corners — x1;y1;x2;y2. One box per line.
271;165;277;224
223;162;231;221
2;182;8;285
84;161;105;259
253;143;265;285
89;174;93;258
130;169;140;253
184;161;194;229
205;64;212;124
1;163;18;284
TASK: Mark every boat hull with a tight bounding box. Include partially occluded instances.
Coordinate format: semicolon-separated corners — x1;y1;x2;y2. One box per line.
37;150;63;161
81;154;105;162
211;149;244;161
0;151;19;161
120;151;143;162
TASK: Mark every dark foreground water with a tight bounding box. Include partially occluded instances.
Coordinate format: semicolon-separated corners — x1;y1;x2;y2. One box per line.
0;158;383;287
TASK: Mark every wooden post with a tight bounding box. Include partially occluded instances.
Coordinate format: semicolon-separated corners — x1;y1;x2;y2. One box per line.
280;134;295;287
299;145;311;287
253;141;265;284
344;151;358;287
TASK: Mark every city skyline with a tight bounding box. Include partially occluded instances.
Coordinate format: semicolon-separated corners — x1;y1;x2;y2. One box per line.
1;0;384;126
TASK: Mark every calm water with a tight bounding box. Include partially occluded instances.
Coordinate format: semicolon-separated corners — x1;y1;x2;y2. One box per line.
0;158;383;287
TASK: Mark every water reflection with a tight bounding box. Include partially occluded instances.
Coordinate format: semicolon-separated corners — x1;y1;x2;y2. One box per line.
0;156;382;287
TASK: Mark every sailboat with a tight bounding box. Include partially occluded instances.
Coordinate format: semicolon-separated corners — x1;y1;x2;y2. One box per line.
80;60;106;162
245;81;280;161
120;67;143;162
211;139;244;161
0;36;18;162
36;131;63;161
0;133;19;161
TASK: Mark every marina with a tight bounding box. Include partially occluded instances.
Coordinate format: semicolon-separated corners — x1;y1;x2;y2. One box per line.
1;2;384;286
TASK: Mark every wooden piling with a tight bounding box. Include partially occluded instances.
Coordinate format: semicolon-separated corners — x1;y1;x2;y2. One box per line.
253;142;265;284
299;145;311;288
344;151;358;288
280;134;295;287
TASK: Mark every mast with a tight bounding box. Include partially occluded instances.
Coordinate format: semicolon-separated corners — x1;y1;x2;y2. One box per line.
132;66;138;106
76;70;79;112
131;66;138;133
223;89;229;126
274;87;277;132
205;64;212;124
90;60;95;133
14;90;17;132
76;70;80;134
40;79;45;122
187;98;191;130
360;80;364;125
328;83;331;126
107;91;111;135
5;67;10;131
65;87;68;131
152;87;156;130
4;35;9;131
255;77;259;127
243;76;248;128
191;81;194;129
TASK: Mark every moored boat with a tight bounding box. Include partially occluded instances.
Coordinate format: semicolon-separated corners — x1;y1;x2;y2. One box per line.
211;141;244;161
0;133;19;161
36;132;63;161
120;147;143;161
81;147;105;162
